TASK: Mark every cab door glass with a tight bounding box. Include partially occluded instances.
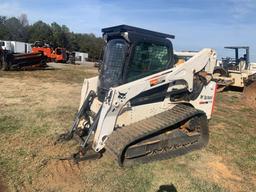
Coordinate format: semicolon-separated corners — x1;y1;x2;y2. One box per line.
101;39;128;85
127;42;170;82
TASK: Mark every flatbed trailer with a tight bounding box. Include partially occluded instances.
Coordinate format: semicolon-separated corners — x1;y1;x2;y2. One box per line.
0;42;47;71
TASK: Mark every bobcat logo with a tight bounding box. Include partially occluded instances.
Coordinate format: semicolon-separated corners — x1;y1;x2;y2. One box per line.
118;92;127;99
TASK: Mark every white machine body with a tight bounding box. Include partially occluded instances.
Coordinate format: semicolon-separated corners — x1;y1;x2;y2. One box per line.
79;48;217;152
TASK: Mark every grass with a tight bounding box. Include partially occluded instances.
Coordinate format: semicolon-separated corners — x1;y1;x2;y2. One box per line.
0;63;255;192
0;63;97;84
207;92;256;191
0;115;21;133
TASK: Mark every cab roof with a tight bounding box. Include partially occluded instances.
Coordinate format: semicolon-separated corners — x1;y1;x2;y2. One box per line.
224;46;249;50
102;25;175;39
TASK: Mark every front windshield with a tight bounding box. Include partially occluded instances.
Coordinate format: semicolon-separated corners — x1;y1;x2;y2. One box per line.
100;39;128;86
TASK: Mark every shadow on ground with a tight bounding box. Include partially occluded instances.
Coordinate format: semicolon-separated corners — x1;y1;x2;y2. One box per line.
11;66;56;71
157;184;177;192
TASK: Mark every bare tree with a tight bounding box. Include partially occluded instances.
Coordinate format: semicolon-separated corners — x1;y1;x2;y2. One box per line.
19;14;29;27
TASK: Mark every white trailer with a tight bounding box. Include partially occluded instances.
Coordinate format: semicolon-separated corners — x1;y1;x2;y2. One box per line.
75;51;88;64
11;41;29;53
26;43;32;53
0;41;12;51
0;40;31;53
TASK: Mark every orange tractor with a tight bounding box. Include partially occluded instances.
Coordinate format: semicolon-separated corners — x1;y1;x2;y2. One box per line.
52;47;67;63
32;41;67;63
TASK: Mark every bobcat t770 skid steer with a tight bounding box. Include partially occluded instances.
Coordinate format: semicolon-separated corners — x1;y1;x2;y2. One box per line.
57;25;217;166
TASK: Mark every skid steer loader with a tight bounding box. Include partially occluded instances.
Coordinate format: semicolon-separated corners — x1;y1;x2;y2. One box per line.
57;25;217;166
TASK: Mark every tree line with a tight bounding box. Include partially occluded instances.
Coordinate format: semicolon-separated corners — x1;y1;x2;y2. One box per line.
0;14;104;60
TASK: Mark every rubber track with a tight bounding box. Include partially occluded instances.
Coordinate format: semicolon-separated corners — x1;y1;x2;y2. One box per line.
105;104;208;166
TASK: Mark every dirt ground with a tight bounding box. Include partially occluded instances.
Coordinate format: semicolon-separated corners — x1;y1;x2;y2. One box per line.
0;177;7;192
243;81;256;108
0;63;255;192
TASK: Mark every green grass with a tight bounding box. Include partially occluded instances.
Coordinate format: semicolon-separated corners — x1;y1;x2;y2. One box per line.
207;93;256;191
0;115;21;133
188;178;228;192
88;163;154;192
0;64;96;84
0;64;255;192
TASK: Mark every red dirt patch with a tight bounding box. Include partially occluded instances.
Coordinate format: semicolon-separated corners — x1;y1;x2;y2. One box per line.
0;176;7;192
33;160;84;191
190;154;243;192
243;81;256;108
207;161;241;181
207;161;242;192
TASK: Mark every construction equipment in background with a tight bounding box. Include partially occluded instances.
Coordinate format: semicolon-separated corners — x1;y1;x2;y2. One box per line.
56;25;217;166
213;46;256;107
213;46;256;91
66;51;76;64
0;41;47;71
32;42;68;63
53;47;67;63
32;41;53;61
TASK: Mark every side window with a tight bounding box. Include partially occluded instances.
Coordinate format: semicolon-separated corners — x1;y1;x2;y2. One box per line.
127;42;169;82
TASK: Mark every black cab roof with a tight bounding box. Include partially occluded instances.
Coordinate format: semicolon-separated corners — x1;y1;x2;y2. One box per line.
224;46;249;50
102;25;175;39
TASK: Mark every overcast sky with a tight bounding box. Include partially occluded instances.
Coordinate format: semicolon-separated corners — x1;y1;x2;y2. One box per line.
1;0;256;60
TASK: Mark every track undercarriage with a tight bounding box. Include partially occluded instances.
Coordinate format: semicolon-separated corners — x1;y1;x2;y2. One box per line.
106;104;208;166
57;101;208;166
